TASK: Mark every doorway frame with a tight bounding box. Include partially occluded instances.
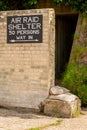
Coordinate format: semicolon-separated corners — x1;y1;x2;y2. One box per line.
55;13;79;85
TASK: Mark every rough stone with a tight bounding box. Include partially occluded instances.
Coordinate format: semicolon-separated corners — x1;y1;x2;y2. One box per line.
49;93;78;102
43;93;81;118
49;86;69;95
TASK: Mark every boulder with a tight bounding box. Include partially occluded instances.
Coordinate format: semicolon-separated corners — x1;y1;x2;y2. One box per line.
49;86;69;95
43;93;81;118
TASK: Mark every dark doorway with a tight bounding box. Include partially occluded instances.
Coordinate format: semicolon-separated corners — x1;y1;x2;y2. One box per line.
55;14;78;83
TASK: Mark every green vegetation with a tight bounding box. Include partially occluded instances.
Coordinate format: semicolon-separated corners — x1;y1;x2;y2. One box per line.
72;44;87;61
72;109;81;117
74;33;80;40
29;120;62;130
0;0;38;10
53;0;87;14
62;43;87;106
52;109;60;117
0;0;87;14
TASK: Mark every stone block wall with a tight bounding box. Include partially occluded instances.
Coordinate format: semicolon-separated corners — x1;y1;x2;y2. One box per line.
0;9;55;109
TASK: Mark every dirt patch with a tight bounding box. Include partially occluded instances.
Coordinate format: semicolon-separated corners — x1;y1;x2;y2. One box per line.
0;107;87;130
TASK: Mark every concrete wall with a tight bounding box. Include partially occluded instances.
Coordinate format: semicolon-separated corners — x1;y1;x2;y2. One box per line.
0;9;55;109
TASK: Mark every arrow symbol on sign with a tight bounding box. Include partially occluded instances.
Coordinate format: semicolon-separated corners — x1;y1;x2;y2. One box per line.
10;39;39;42
10;40;15;42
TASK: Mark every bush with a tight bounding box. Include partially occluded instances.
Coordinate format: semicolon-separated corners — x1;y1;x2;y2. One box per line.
62;63;87;106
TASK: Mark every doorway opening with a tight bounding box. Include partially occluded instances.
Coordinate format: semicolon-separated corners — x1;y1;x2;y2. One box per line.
55;14;78;85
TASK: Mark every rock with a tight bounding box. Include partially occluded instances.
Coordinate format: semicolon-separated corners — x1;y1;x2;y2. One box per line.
49;93;78;102
43;93;81;118
49;86;69;95
38;101;44;113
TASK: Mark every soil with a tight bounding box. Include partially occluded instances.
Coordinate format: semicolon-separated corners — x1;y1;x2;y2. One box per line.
0;107;87;130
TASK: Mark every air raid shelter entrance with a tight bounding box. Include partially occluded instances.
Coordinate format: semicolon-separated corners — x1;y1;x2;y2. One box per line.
0;1;79;109
55;14;78;81
38;0;79;84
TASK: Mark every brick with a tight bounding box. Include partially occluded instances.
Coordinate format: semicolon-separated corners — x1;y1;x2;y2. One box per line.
0;9;55;109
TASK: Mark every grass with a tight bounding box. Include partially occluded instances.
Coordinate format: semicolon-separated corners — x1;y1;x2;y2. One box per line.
52;109;59;117
72;109;81;117
29;119;62;130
